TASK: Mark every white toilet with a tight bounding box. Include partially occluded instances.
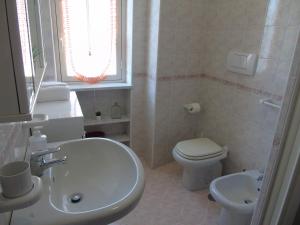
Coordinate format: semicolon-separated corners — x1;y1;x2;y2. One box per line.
173;138;227;191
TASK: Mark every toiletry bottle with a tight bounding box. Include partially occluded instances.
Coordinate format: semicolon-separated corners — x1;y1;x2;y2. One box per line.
95;111;102;121
111;102;122;119
29;126;47;152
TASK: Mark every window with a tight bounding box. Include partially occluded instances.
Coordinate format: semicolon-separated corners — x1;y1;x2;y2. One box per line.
16;0;34;79
55;0;125;83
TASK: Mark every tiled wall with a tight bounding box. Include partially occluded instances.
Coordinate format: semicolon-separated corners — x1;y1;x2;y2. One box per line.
198;77;279;172
153;77;202;166
0;123;29;225
202;0;268;84
146;0;206;167
131;0;300;172
201;0;298;97
157;0;204;78
198;0;300;172
77;90;130;120
130;0;152;160
35;0;300;174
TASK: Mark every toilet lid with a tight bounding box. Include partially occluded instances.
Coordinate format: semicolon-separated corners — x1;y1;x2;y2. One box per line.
175;138;223;159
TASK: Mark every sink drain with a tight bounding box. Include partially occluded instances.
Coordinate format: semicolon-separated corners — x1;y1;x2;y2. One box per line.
69;193;83;204
244;199;253;204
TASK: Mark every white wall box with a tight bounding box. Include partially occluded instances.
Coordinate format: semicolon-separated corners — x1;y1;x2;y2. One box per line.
226;51;258;76
34;92;85;142
0;0;46;123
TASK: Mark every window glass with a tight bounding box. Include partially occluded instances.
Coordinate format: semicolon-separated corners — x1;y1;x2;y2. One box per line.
58;0;123;83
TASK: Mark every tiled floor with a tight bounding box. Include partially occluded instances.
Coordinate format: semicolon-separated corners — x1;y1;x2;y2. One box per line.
113;160;220;225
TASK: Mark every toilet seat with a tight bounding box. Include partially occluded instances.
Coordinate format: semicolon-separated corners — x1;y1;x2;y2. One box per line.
173;137;227;190
174;138;223;160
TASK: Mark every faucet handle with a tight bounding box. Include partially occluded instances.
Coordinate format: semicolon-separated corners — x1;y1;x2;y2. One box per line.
257;174;264;182
41;156;67;167
31;147;61;160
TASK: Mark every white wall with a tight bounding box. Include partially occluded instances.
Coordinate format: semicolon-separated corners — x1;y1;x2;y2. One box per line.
198;0;300;172
130;0;300;172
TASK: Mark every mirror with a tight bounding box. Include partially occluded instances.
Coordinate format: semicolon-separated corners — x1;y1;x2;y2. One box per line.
27;0;45;93
16;0;46;110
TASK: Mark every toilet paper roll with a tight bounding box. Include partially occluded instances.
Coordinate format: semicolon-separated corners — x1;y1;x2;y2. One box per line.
184;103;201;114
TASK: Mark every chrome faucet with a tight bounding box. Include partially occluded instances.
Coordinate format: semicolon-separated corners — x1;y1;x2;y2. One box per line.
30;147;67;177
257;175;264;182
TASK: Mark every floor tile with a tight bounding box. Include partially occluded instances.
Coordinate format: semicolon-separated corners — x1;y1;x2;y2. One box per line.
114;160;220;225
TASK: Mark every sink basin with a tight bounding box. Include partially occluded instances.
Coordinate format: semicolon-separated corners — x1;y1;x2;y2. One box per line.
11;138;145;225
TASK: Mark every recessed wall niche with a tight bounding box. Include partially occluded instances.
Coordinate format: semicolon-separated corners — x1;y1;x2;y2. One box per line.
76;89;131;146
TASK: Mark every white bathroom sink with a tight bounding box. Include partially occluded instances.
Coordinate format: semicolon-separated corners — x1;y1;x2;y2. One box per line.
11;138;145;225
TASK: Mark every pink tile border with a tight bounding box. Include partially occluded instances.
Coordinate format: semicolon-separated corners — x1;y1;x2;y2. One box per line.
201;74;283;101
134;73;148;78
141;72;283;101
159;74;202;81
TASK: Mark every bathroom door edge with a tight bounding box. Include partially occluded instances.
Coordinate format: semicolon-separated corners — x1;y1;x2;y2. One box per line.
251;36;300;225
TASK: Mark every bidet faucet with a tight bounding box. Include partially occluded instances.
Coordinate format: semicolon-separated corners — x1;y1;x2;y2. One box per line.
257;175;264;182
30;147;67;177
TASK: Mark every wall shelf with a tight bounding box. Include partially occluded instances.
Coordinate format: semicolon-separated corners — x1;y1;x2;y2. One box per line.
77;89;132;147
69;82;132;92
106;134;130;143
84;115;130;126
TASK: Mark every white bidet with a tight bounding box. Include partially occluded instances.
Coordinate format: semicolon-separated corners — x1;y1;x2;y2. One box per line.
210;170;263;225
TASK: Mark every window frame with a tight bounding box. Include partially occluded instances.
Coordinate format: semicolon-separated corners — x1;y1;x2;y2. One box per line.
54;0;127;84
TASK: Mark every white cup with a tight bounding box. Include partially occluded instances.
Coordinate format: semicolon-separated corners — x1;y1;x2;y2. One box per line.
0;161;33;198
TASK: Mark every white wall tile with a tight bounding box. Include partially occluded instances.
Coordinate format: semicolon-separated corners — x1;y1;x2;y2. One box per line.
265;0;292;26
0;123;29;224
40;0;297;177
288;0;300;26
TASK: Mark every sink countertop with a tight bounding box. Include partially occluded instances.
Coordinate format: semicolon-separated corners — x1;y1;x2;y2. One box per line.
33;92;85;142
34;92;83;120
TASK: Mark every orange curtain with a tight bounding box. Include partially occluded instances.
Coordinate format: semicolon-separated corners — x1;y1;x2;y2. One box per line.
61;0;117;84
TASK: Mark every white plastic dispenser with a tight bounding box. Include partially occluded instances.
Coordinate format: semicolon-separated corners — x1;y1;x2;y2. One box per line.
29;126;47;152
